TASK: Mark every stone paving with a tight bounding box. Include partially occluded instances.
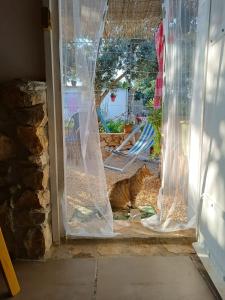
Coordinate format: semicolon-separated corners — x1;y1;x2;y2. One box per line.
0;255;217;300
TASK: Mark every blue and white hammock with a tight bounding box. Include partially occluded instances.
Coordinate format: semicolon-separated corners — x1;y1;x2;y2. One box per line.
104;122;155;172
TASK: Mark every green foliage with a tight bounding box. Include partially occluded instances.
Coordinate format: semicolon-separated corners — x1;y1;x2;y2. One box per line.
134;78;156;105
106;120;125;133
99;124;105;133
117;81;131;89
95;38;128;92
95;38;158;95
62;37;158;99
147;99;162;156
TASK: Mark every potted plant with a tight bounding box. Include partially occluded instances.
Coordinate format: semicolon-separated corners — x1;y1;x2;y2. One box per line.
110;92;117;102
71;79;77;87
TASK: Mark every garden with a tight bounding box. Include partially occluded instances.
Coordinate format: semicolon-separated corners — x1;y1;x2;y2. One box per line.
93;35;163;225
60;0;172;236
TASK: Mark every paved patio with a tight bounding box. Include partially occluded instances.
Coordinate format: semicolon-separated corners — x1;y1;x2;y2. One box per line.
0;256;217;300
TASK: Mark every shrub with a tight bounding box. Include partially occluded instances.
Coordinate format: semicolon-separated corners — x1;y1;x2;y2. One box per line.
147;99;162;157
106;120;124;133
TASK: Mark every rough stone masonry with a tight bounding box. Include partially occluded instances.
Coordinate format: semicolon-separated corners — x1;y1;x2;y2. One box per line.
0;80;52;258
100;133;135;160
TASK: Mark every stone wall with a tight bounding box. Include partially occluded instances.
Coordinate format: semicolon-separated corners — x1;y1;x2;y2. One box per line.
100;133;134;160
0;80;52;258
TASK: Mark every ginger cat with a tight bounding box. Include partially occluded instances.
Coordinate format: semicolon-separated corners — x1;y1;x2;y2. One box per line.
109;165;152;210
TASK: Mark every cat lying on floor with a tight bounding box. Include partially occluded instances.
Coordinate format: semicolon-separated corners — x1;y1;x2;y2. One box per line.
109;164;153;210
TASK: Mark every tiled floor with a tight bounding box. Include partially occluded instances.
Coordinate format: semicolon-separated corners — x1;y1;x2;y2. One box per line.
0;256;216;300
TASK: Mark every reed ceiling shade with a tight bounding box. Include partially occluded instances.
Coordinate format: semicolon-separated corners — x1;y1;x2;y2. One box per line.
104;0;162;39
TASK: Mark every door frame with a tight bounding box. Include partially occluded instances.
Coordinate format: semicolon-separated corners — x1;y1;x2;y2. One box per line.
42;0;65;243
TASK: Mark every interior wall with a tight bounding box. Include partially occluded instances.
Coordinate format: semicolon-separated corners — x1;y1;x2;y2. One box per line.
0;0;45;82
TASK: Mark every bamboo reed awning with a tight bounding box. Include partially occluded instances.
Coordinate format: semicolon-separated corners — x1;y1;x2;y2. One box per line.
104;0;162;39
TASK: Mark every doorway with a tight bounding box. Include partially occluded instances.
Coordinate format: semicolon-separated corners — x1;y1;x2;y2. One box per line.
60;0;164;237
58;0;198;238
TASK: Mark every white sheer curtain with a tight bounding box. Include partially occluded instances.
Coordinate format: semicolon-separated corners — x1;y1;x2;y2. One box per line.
160;0;199;230
143;0;199;231
59;0;206;235
60;0;113;237
188;0;211;229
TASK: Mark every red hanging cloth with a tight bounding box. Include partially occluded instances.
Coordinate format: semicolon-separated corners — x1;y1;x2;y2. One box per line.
154;22;164;109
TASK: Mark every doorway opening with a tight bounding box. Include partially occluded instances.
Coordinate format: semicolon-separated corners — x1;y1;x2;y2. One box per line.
96;35;161;227
59;0;198;238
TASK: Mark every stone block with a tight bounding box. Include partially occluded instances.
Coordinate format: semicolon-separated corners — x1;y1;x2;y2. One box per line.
100;140;107;147
0;205;14;255
100;133;107;140
109;141;118;147
13;208;49;227
14;225;51;259
0;187;10;206
13;227;29;258
113;136;121;143
17;126;48;155
0;162;9;187
9;184;23;202
0;80;46;108
0;105;10;123
28;152;49;167
0;212;15;255
0;106;15;137
0;80;51;259
24;224;52;258
15;189;50;209
22;165;49;190
6;161;44;185
0;133;16;161
15;104;47;127
7;162;49;189
6;161;27;185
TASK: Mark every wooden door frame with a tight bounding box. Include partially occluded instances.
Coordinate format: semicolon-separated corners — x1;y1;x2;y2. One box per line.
42;0;65;243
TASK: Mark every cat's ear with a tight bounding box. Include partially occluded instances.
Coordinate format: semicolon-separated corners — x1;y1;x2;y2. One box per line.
143;164;147;169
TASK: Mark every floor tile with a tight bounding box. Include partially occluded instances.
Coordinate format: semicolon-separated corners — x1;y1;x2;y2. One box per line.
0;258;96;300
96;256;215;300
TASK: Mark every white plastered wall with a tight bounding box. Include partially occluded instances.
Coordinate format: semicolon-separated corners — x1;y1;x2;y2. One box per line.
190;0;225;297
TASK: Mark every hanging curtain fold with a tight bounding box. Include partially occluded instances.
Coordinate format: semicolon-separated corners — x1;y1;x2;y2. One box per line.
154;21;164;110
188;0;211;227
143;0;199;231
60;0;113;237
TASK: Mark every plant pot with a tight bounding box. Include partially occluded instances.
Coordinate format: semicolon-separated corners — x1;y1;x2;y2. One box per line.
71;80;77;87
124;124;133;133
111;95;116;102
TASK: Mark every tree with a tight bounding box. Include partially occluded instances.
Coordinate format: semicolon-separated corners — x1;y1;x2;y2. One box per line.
94;38;158;107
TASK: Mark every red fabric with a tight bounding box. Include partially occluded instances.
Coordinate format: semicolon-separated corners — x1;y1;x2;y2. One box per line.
154;22;164;109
